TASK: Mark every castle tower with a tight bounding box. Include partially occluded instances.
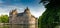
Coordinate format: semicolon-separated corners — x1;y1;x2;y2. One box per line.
9;9;17;15
24;7;31;14
24;7;31;17
9;9;18;23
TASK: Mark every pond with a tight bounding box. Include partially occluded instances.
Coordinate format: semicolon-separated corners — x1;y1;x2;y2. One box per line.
0;24;37;28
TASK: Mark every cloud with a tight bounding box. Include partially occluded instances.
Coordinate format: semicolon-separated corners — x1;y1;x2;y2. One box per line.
0;1;46;18
31;9;45;18
0;0;4;3
0;6;25;16
0;7;9;16
31;11;41;18
0;6;46;18
29;5;46;18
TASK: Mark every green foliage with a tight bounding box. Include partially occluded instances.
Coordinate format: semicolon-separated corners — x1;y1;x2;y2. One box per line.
38;16;43;28
0;15;9;23
38;9;60;28
38;0;60;28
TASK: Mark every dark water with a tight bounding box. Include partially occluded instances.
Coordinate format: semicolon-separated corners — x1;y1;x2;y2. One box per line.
0;25;28;28
1;24;60;28
0;24;36;28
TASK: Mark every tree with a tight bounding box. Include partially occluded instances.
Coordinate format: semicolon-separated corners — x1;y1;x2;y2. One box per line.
38;0;60;28
0;15;9;23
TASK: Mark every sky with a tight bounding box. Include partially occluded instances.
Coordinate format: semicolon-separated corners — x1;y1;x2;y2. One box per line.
0;0;46;18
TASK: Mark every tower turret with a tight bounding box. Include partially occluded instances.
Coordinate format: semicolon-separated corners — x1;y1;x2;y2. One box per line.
9;9;18;23
9;9;17;15
24;7;31;18
24;7;31;14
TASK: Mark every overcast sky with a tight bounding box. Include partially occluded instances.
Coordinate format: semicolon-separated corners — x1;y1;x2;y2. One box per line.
0;0;46;18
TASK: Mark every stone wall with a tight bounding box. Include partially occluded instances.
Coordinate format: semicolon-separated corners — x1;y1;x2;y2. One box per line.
9;7;38;28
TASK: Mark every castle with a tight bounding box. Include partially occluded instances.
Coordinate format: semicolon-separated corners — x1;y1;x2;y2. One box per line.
9;7;38;28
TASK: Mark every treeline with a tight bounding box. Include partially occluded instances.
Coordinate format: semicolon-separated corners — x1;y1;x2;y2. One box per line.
0;15;9;23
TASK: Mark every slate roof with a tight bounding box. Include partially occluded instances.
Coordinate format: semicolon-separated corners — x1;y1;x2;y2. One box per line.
17;13;37;19
17;13;23;16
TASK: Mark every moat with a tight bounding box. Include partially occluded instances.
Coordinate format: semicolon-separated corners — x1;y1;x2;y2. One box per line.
0;24;37;28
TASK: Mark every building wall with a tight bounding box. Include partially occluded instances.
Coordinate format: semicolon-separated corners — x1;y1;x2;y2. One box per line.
9;8;38;28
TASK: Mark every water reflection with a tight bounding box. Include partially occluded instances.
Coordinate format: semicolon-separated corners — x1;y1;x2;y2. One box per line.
0;24;36;28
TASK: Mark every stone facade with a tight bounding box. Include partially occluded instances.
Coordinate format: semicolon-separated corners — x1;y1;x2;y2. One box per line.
9;7;38;28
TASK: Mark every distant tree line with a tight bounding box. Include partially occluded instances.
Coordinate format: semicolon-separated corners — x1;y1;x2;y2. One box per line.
0;15;9;23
